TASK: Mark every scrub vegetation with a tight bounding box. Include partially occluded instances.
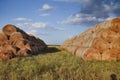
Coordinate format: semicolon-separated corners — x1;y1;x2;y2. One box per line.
0;46;120;80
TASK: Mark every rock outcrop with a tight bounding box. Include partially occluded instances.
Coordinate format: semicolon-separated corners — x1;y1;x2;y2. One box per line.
61;18;120;61
0;24;47;60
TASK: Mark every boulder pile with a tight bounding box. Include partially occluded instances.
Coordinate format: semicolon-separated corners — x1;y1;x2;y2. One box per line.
0;24;47;60
61;18;120;61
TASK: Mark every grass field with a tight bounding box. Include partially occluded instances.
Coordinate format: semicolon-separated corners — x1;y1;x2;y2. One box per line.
0;46;120;80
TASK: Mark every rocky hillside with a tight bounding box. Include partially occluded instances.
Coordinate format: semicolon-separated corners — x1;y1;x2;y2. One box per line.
61;18;120;61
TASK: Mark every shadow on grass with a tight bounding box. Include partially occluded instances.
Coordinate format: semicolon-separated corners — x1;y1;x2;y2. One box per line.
44;47;61;53
110;74;117;80
38;46;61;55
11;46;61;58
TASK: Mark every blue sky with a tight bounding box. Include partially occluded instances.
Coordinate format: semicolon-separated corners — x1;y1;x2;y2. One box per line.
0;0;120;45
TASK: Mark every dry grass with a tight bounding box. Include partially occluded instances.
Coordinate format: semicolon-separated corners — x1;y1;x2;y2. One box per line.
0;46;120;80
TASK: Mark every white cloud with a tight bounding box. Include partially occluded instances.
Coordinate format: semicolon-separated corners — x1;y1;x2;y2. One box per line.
105;17;115;20
55;0;120;26
24;29;49;36
14;18;32;21
28;30;37;35
31;22;47;28
40;4;54;11
60;13;116;26
39;13;50;17
17;22;64;31
17;22;47;28
60;13;107;25
39;32;48;35
103;4;112;12
46;26;64;31
17;22;29;26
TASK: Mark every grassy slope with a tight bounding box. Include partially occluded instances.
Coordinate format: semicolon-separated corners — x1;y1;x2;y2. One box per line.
0;46;120;80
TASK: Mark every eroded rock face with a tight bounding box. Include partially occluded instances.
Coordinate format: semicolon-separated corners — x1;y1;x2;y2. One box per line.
61;18;120;61
0;24;47;60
